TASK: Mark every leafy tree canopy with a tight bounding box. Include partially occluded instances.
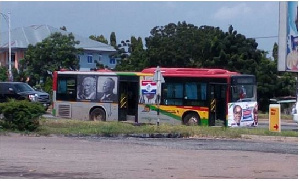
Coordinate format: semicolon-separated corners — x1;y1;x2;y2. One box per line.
145;21;262;75
19;32;82;85
110;32;117;48
115;36;148;71
89;35;108;44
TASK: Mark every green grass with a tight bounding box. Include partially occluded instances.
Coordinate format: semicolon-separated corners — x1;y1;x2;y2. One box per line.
258;113;293;120
35;118;298;138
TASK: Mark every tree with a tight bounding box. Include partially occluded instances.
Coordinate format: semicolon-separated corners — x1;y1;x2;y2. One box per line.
115;36;148;71
145;21;262;75
256;53;278;111
89;35;108;44
19;32;82;87
0;66;8;81
110;32;117;48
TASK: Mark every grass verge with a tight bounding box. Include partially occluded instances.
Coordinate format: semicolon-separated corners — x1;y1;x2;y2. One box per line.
30;118;298;138
258;113;292;120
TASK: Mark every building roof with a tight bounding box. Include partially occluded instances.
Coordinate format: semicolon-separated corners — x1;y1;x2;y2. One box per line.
0;24;116;53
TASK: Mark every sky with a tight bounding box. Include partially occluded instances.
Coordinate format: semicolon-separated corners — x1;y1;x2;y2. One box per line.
0;1;279;55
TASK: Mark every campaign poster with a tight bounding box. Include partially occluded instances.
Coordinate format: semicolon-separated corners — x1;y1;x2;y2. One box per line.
228;102;258;127
139;76;158;104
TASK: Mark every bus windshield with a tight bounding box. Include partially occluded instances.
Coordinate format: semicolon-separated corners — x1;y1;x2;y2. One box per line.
231;84;256;102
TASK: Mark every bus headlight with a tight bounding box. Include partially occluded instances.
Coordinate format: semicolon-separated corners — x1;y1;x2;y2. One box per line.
28;94;38;102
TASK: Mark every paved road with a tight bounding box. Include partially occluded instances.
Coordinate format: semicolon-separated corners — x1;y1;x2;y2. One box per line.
0;134;297;179
258;119;298;131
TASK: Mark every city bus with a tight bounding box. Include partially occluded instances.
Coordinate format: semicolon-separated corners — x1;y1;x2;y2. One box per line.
52;67;258;127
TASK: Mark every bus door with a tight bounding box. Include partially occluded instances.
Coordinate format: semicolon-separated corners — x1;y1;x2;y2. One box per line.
209;83;227;126
118;76;139;122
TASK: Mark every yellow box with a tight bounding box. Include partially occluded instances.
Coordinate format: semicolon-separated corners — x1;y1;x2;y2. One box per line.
269;104;281;132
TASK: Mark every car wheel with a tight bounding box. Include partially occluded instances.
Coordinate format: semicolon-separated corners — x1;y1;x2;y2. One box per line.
90;108;106;121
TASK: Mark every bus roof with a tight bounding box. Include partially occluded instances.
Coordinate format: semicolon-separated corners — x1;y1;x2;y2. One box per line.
55;69;152;76
55;67;242;78
141;67;240;78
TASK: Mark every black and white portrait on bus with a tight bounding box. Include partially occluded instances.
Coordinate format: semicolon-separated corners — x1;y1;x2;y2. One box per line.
97;76;118;102
77;75;97;100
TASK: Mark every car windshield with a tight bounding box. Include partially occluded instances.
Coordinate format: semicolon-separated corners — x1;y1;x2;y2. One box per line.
14;83;35;93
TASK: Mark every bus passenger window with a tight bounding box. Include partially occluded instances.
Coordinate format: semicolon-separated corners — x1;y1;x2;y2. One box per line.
58;80;67;93
165;83;183;99
185;83;197;99
200;83;207;100
57;77;76;101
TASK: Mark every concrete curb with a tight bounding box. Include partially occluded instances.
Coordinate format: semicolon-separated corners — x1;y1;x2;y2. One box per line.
1;133;297;143
62;133;184;138
241;134;298;143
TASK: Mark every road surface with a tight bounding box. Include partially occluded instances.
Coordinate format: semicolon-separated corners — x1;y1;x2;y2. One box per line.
258;119;298;131
0;134;297;179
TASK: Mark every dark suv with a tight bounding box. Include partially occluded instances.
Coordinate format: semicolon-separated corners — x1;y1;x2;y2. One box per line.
0;82;51;110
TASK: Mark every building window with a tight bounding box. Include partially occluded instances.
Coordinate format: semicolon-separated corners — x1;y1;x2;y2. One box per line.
87;55;93;64
110;58;116;65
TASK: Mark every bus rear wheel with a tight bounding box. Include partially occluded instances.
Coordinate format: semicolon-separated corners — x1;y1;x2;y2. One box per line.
183;113;200;126
90;108;106;121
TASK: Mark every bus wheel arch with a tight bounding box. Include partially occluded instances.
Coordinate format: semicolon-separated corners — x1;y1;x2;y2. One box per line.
182;111;200;126
90;107;106;121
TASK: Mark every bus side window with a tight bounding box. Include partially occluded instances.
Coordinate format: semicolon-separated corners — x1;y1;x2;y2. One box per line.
162;83;183;105
57;77;76;101
58;80;67;93
200;83;207;100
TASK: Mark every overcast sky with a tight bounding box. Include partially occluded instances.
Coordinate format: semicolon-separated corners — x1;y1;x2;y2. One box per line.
0;1;279;54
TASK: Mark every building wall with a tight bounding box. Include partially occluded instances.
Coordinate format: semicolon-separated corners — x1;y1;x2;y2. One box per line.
79;52;116;71
0;50;21;69
0;49;116;71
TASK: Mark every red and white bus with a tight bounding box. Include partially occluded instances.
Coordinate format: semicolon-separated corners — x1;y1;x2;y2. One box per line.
52;67;258;127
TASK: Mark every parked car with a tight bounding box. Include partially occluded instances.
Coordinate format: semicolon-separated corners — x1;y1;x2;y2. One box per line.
0;82;51;110
292;102;298;123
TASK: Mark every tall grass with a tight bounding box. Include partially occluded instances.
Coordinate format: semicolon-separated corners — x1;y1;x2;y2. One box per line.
37;119;298;138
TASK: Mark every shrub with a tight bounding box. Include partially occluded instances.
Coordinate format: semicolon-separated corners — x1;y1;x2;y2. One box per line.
0;99;45;131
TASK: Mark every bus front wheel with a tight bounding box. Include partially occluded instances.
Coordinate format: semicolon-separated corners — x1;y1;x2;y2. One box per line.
183;113;199;126
90;108;106;121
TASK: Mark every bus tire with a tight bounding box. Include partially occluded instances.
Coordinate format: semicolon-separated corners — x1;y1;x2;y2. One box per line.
183;113;200;126
90;108;106;121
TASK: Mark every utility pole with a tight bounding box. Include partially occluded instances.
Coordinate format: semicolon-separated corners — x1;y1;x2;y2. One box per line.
8;12;12;81
0;12;12;81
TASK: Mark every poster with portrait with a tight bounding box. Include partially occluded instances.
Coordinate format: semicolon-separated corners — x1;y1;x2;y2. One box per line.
96;76;118;103
77;75;97;101
278;1;298;72
139;76;158;104
228;102;258;127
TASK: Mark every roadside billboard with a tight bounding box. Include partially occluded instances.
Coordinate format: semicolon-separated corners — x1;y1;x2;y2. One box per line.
278;1;298;72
